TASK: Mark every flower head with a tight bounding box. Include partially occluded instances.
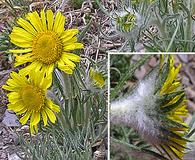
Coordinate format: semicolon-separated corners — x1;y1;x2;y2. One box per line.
116;12;137;32
9;9;83;76
111;55;189;160
89;68;105;88
156;55;188;160
110;7;142;41
2;71;60;134
112;8;142;34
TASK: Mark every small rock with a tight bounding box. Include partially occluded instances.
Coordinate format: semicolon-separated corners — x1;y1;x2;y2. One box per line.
135;66;146;80
131;55;141;62
135;43;144;52
8;153;21;160
148;57;157;67
178;54;188;63
2;110;21;127
182;76;190;86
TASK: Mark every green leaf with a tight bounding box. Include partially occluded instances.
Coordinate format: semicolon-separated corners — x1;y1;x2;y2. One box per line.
110;54;152;100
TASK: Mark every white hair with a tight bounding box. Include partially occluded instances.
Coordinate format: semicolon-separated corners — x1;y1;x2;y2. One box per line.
111;72;160;143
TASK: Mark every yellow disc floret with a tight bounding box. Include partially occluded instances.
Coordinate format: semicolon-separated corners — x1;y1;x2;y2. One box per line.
21;85;45;111
33;31;63;64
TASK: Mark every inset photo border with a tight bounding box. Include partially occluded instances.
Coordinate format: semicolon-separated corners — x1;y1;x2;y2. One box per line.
108;53;195;160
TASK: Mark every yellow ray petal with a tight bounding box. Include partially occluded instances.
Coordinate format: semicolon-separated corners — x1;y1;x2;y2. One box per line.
46;10;54;30
45;107;56;123
47;100;60;113
26;11;43;32
41;110;48;126
10;39;32;48
9;48;32;54
63;43;83;51
10;71;27;84
15;54;34;67
61;57;76;69
60;29;78;39
62;53;80;62
2;85;18;92
30;112;41;125
7;101;24;112
57;60;74;74
40;9;47;31
17;18;37;35
11;27;34;39
19;111;31;125
53;11;61;30
62;37;78;44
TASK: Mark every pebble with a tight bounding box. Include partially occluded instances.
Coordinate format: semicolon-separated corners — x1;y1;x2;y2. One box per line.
148;57;157;67
2;110;20;127
178;54;188;63
182;76;190;86
135;66;146;80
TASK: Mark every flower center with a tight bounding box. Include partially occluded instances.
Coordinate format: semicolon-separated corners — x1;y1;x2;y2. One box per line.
21;85;45;111
32;31;63;64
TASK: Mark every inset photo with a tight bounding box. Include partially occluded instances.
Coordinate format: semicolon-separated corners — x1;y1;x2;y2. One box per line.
96;0;195;52
110;54;195;160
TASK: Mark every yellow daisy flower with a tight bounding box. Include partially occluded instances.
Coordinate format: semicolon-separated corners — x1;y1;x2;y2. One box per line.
2;71;60;134
155;55;189;160
116;13;137;32
9;9;83;76
89;68;105;88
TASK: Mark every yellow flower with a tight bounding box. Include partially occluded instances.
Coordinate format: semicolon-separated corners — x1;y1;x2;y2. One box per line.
9;9;83;76
157;55;188;160
116;12;137;32
89;68;105;88
2;71;60;134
